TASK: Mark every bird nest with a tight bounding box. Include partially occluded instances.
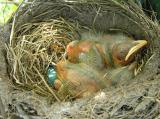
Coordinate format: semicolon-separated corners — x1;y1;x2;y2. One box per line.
6;19;80;101
3;0;160;118
6;0;160;103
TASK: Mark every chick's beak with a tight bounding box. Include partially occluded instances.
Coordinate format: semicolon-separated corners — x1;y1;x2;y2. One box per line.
125;40;147;61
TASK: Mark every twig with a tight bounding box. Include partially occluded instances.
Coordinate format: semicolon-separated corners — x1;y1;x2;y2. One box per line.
0;97;7;119
143;96;160;104
33;66;60;102
0;1;32;5
9;12;16;46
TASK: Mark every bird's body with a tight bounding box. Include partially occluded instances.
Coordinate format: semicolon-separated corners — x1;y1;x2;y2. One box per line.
54;32;147;99
55;60;136;98
104;62;136;86
55;60;109;98
67;32;147;68
67;40;106;70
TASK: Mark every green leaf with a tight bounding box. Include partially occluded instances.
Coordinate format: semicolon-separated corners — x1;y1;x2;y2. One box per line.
0;0;22;25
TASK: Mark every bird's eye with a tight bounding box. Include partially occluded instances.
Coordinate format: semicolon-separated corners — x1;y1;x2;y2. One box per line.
117;47;128;61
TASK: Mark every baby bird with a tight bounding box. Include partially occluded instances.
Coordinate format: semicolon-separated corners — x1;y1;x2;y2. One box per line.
66;40;106;70
66;32;147;68
55;60;136;99
104;62;137;86
100;33;147;67
55;60;108;98
58;32;147;99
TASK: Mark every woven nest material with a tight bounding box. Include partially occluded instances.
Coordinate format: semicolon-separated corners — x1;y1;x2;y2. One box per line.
6;0;160;102
7;19;80;101
4;0;160;118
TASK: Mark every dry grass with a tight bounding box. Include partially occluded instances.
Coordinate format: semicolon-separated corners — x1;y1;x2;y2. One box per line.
6;19;80;101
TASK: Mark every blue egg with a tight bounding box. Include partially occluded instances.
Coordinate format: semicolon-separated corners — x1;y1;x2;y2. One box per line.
47;65;57;86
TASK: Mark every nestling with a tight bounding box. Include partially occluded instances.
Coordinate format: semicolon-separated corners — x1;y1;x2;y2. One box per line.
67;32;147;68
55;60;109;98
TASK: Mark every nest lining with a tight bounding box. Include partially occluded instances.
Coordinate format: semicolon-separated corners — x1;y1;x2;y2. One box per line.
6;19;81;101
